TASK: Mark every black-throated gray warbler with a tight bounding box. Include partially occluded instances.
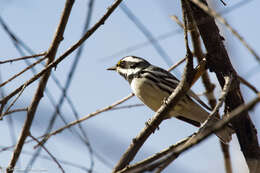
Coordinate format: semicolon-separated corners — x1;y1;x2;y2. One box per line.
107;56;232;143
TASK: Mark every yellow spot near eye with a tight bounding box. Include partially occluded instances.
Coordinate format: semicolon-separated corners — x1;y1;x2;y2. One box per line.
117;60;122;66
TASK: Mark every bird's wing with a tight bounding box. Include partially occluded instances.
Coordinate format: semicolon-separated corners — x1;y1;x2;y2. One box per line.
149;65;212;111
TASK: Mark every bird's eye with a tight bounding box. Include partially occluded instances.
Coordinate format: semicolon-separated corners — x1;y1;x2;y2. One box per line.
118;60;126;68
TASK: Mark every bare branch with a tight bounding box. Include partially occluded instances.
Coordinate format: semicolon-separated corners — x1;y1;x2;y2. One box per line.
167;57;186;72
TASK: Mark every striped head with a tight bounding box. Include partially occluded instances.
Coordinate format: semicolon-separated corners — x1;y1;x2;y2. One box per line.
107;56;150;82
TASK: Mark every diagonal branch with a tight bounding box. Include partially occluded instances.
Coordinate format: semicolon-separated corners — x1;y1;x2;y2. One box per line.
6;0;75;172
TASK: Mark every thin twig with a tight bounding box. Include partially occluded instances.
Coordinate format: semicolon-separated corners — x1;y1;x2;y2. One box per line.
170;15;184;28
111;104;144;110
167;57;186;72
1;108;28;117
29;134;65;173
0;52;46;64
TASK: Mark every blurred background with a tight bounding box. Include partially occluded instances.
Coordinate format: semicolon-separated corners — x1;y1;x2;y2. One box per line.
0;0;259;172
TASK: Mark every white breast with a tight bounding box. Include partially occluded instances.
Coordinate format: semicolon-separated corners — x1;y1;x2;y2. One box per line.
130;77;169;112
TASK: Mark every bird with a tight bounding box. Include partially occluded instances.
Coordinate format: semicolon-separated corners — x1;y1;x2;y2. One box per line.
107;56;232;143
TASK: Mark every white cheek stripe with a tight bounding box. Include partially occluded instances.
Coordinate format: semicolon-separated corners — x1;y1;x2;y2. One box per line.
117;68;140;77
117;68;128;75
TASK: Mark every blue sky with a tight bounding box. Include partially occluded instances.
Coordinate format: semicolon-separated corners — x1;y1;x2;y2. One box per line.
0;0;259;172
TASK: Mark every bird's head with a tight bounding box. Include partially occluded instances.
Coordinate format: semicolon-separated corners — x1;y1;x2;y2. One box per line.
107;56;150;82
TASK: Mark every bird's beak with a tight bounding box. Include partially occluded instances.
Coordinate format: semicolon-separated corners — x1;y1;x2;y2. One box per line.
107;65;117;71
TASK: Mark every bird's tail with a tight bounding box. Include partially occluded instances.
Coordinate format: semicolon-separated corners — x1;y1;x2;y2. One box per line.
178;97;233;143
171;96;233;143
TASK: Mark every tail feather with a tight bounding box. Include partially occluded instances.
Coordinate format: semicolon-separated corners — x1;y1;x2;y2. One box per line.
173;96;233;143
